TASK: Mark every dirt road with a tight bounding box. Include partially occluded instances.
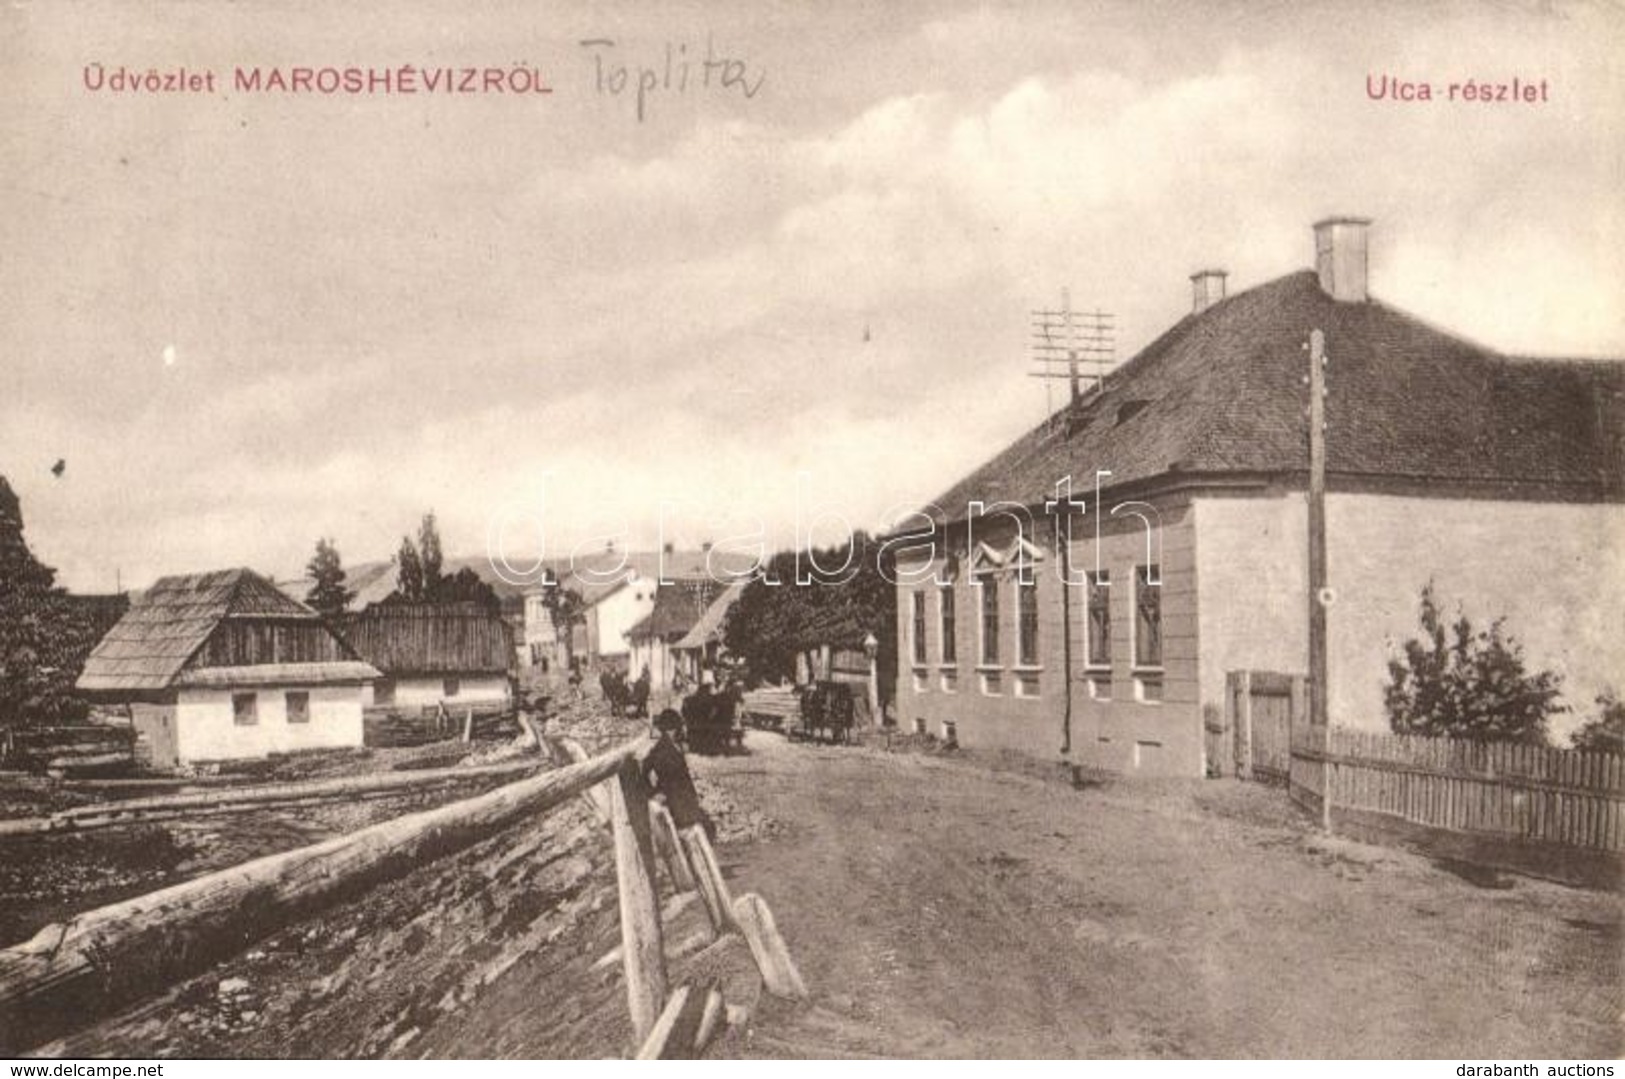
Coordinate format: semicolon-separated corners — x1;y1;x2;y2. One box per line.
698;734;1623;1058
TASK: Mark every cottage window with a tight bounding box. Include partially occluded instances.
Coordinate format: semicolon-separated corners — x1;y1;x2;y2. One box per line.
443;676;461;698
1017;578;1039;667
232;692;258;726
979;577;1000;666
374;679;395;706
1086;571;1111;667
285;691;310;724
911;591;928;666
939;585;956;665
1135;564;1162;668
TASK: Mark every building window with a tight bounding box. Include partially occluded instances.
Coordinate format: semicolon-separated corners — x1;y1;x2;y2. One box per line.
443;676;461;698
911;591;928;666
232;692;258;726
374;679;395;706
979;577;1000;666
939;586;956;665
285;690;310;724
1135;564;1162;668
1017;578;1039;666
1087;570;1111;667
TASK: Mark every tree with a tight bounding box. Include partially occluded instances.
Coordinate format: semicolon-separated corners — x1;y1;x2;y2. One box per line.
0;475;105;729
723;532;896;690
396;536;425;601
304;537;354;620
543;583;586;666
1383;583;1562;746
1571;691;1625;755
417;512;444;598
435;565;500;610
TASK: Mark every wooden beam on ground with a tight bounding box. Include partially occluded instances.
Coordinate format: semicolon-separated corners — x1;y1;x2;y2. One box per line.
732;892;808;1001
0;737;645;1055
610;758;668;1046
0;754;556;839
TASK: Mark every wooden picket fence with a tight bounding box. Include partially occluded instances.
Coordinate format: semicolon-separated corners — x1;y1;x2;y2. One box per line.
1290;725;1625;852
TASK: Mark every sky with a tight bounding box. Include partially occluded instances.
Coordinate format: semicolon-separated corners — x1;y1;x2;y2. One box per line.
2;0;1622;592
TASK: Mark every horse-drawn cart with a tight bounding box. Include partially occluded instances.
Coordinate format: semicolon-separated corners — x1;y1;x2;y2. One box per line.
679;686;745;754
792;681;859;744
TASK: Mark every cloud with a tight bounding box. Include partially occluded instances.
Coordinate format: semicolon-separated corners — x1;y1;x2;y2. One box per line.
3;2;1620;590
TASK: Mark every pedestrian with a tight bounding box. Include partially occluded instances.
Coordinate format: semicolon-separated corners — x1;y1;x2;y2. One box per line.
645;709;716;842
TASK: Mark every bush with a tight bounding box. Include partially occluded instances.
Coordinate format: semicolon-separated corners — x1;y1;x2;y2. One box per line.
1571;691;1625;754
1383;583;1561;746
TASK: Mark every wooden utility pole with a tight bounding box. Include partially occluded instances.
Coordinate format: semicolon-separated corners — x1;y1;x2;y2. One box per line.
1308;328;1332;831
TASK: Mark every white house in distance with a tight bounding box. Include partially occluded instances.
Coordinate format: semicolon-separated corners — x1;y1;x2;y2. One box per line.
76;568;380;769
342;602;514;710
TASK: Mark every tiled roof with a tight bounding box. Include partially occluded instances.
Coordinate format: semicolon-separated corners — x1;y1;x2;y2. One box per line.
927;272;1624;524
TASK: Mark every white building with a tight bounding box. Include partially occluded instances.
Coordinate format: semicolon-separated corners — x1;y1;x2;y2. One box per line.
77;568;379;769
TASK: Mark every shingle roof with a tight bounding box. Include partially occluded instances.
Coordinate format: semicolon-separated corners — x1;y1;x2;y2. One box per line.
927;271;1624;524
340;602;513;676
76;568;326;692
626;580;718;643
673;582;746;651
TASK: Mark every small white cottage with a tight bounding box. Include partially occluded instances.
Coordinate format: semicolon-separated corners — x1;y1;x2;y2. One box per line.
76;568;379;769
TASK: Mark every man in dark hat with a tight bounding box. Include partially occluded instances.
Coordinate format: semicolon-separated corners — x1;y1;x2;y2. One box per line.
644;708;715;841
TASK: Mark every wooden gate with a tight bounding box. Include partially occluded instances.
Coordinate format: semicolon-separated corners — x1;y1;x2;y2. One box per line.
1225;670;1306;783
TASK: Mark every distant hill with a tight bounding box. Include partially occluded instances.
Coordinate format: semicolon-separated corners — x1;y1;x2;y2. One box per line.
278;547;759;611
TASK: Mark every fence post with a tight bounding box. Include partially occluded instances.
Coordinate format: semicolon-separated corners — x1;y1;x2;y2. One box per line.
649;802;698;895
1236;671;1254;781
610;756;668;1045
1288;675;1306;800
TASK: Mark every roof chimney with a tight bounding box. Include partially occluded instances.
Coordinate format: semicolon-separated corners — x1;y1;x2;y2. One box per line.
1313;217;1372;303
1189;269;1228;314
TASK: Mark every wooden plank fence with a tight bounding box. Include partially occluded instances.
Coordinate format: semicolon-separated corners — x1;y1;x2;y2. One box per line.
1289;725;1625;853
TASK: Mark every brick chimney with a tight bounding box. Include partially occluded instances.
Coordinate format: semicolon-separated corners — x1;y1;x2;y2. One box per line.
1189;269;1228;314
1313;217;1372;302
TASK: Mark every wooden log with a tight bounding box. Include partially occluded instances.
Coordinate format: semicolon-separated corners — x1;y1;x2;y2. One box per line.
516;713;547;755
635;981;714;1060
610;758;668;1046
650;802;698;894
693;983;726;1055
554;737;612;825
462;708;475;743
0;738;644;1054
0;754;555;838
732;892;808;1001
679;827;735;935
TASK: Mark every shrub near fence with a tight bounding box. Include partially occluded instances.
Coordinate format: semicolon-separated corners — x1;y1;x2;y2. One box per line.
1289;725;1625;853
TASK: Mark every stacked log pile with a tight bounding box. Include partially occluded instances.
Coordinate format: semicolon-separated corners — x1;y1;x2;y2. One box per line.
1;725;136;777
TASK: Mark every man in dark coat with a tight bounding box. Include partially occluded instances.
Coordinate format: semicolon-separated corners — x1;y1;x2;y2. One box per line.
644;708;715;841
